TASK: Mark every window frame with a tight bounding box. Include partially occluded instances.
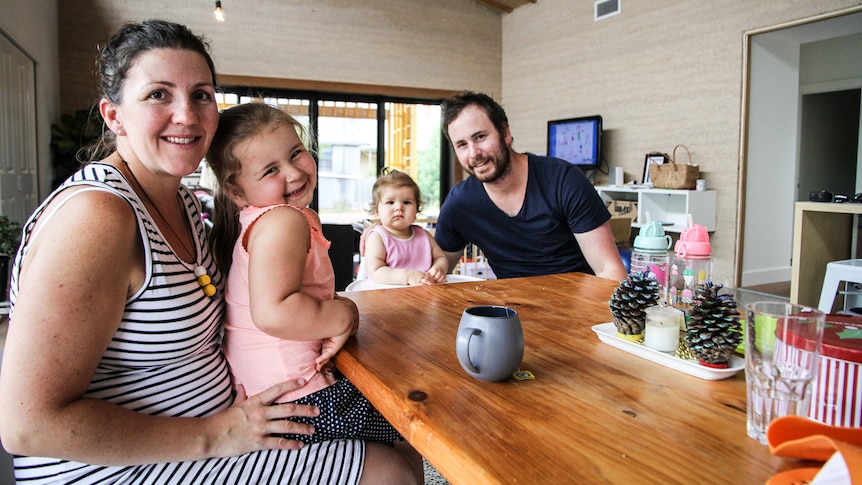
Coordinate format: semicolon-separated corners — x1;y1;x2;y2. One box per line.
217;82;454;214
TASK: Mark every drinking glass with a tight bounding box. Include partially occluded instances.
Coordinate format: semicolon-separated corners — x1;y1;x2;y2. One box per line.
745;301;825;445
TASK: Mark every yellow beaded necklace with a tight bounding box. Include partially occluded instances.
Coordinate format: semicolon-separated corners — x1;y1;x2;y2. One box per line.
122;160;216;298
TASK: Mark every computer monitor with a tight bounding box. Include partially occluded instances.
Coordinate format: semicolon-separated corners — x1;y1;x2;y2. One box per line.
547;115;602;170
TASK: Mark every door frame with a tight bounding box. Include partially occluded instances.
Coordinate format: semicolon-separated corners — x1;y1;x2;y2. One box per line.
735;5;862;288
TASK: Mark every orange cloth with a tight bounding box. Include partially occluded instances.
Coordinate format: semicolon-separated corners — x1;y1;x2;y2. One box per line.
766;416;862;485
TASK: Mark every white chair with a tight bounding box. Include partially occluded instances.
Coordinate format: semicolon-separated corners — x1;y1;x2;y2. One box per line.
454;244;495;280
818;259;862;313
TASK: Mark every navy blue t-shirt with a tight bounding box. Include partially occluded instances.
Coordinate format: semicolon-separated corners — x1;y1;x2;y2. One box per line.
434;154;610;278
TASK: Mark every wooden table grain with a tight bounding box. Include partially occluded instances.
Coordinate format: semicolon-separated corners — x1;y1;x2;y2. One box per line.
335;273;794;484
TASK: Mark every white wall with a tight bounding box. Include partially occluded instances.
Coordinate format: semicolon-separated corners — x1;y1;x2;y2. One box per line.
57;0;504;115
801;32;862;194
741;35;802;286
501;0;862;285
800;32;862;88
0;0;59;202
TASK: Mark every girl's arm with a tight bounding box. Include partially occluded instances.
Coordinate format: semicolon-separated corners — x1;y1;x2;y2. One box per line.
0;191;317;465
246;206;355;340
364;230;432;285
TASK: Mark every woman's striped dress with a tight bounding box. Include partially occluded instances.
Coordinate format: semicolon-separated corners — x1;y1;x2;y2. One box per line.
8;163;364;484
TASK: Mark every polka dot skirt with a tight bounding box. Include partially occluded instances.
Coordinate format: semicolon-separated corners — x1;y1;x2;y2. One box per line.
280;376;402;445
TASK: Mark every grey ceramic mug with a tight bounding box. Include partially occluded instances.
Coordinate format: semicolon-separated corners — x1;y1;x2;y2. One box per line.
456;305;524;382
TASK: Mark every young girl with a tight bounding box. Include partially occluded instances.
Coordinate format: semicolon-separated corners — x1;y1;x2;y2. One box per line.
364;168;449;285
206;103;407;450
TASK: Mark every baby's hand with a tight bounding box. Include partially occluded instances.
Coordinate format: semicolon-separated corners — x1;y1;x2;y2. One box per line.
426;266;446;284
406;270;437;286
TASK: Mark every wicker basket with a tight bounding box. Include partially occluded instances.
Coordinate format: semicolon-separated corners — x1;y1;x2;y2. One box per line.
649;145;699;189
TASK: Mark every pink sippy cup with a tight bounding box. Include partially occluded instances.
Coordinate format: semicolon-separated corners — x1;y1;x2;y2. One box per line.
670;223;713;316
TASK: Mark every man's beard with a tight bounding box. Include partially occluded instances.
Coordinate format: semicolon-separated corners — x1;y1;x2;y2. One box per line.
470;135;512;183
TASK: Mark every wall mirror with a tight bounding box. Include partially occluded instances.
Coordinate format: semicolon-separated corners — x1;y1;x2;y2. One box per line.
736;7;862;295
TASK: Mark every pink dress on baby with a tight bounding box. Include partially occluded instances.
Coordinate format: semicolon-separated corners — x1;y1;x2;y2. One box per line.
223;204;337;403
372;224;433;271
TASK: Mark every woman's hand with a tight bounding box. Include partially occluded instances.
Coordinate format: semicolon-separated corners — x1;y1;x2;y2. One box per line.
206;380;320;457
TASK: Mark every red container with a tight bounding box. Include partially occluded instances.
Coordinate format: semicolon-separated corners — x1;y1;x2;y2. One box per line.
808;314;862;427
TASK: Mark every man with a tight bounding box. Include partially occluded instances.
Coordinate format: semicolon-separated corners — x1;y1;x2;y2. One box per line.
434;91;627;281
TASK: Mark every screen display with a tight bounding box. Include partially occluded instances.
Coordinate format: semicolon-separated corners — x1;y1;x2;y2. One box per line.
547;115;602;169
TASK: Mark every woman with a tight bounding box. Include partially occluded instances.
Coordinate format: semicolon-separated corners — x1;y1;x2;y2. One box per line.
0;19;420;484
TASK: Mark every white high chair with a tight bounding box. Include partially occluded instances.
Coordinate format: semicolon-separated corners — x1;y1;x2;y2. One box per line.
454;244;495;280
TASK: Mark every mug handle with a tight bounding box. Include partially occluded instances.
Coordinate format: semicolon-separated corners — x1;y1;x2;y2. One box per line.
456;328;481;373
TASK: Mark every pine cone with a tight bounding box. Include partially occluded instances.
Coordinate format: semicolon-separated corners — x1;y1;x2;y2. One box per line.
684;283;742;367
609;271;660;338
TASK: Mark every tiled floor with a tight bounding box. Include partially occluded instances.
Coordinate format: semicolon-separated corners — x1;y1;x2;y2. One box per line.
423;459;449;485
741;281;791;299
735;285;790;312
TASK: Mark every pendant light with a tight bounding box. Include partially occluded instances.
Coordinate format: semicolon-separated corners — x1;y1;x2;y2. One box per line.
213;1;225;22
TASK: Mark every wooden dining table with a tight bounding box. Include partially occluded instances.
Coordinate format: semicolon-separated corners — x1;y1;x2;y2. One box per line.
335;272;798;484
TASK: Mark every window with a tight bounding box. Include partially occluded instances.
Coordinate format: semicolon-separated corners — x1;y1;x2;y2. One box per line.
215;88;449;224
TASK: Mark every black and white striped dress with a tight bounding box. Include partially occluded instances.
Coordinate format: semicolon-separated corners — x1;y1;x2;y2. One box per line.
9;163;364;484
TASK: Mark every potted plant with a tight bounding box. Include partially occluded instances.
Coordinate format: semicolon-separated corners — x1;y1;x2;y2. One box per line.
50;105;103;188
0;215;22;301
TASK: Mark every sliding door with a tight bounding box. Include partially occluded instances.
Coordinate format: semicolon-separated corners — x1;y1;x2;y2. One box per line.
0;31;38;224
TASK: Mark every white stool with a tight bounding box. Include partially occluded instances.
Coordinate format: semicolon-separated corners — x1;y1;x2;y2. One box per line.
818;259;862;313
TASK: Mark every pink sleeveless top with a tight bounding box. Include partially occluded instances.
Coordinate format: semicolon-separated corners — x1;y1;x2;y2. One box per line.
372;224;433;272
224;205;337;402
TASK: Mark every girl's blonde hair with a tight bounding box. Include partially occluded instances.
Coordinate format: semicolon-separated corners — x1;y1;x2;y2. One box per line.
206;102;311;274
369;167;424;216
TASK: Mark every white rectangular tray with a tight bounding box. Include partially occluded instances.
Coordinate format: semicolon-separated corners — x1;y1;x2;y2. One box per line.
591;322;744;381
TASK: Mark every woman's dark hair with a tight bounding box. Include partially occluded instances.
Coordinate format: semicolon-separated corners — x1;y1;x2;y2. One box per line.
440;91;509;144
85;20;217;160
206;103;310;275
369;168;424;215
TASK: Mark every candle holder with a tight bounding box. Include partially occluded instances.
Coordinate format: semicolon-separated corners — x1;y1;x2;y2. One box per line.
644;305;683;352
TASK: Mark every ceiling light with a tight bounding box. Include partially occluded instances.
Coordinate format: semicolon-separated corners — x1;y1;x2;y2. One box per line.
213;1;225;22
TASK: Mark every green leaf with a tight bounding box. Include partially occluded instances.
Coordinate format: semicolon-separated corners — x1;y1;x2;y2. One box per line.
837;328;862;340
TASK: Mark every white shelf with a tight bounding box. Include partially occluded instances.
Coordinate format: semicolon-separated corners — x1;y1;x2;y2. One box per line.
595;185;717;233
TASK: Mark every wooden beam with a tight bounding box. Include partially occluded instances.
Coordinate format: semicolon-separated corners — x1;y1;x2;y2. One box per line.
475;0;536;14
217;74;457;101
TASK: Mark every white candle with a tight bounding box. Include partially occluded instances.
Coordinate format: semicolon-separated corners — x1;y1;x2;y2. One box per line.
644;306;682;352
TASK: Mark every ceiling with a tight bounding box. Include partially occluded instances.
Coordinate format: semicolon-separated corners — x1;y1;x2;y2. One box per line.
475;0;536;14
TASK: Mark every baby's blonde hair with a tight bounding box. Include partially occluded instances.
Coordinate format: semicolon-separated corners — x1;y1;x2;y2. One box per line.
369;168;423;216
